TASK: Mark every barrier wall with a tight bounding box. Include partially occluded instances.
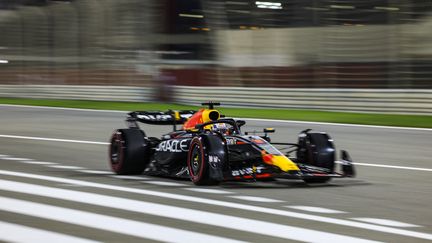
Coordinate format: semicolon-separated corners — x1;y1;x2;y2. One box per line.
0;85;154;102
174;86;432;115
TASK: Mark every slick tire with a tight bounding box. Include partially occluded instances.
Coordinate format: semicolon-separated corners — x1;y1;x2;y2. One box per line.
300;132;335;184
109;129;150;175
187;137;219;186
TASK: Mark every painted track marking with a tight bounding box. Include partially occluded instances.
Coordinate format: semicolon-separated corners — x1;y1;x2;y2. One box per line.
46;165;86;170
351;218;421;228
284;206;347;214
2;135;432;172
19;161;58;165
243;117;432;132
76;170;113;175
0;179;379;243
0;196;244;243
142;181;187;187
228;196;285;203
110;175;150;180
0;221;100;243
184;188;234;194
1;157;32;161
346;162;432;172
2;104;431;131
1;170;430;241
0;134;109;145
0;104;127;113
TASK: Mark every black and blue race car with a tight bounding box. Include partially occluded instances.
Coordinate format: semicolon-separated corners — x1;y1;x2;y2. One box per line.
109;102;355;185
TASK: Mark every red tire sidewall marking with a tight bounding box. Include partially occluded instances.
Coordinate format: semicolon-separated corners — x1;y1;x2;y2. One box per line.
187;138;205;183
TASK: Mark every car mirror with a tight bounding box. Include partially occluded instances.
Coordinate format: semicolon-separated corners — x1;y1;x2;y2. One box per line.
263;128;275;133
236;120;246;128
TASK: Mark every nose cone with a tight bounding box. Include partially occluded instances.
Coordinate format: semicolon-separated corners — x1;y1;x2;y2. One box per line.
262;153;300;172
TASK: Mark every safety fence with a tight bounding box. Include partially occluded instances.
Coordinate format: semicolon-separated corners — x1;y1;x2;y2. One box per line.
1;85;431;115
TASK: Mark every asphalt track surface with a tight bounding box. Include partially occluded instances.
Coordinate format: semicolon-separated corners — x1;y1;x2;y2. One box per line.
0;105;431;243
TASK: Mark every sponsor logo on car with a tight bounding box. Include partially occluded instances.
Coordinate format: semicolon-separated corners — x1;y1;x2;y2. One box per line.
156;139;189;152
209;155;221;168
137;114;193;121
231;166;266;176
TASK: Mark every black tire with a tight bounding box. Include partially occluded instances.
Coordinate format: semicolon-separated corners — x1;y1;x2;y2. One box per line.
109;129;150;175
298;131;335;183
187;137;219;186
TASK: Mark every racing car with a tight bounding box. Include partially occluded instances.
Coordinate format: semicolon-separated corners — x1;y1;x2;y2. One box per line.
109;102;355;185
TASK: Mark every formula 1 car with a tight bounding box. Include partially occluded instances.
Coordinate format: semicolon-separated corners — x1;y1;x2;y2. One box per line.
109;102;355;185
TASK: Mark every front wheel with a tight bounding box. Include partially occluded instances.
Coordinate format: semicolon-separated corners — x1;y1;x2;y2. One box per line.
297;131;335;184
187;137;219;186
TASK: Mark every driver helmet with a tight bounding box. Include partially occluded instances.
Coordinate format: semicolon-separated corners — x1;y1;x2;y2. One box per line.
212;123;229;134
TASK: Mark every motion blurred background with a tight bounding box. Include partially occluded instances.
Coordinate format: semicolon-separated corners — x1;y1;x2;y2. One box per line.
0;0;431;113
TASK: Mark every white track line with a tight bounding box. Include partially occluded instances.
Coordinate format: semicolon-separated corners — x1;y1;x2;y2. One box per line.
2;135;432;172
46;165;86;170
0;134;109;145
0;221;100;243
350;162;432;172
1;170;430;241
0;179;378;243
0;196;245;243
2;104;431;131
228;196;285;203
1;157;32;161
76;170;113;175
19;161;58;165
284;206;347;214
243;118;432;132
351;218;421;228
0;104;125;113
142;181;186;186
110;175;150;180
184;188;234;194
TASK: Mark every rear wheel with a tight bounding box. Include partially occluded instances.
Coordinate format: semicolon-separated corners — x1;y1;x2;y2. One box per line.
109;129;150;175
187;137;219;186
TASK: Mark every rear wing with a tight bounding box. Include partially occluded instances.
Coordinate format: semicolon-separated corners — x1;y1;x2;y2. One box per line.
127;110;196;125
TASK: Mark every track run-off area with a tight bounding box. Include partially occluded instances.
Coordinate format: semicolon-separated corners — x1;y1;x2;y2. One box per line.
0;105;431;243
